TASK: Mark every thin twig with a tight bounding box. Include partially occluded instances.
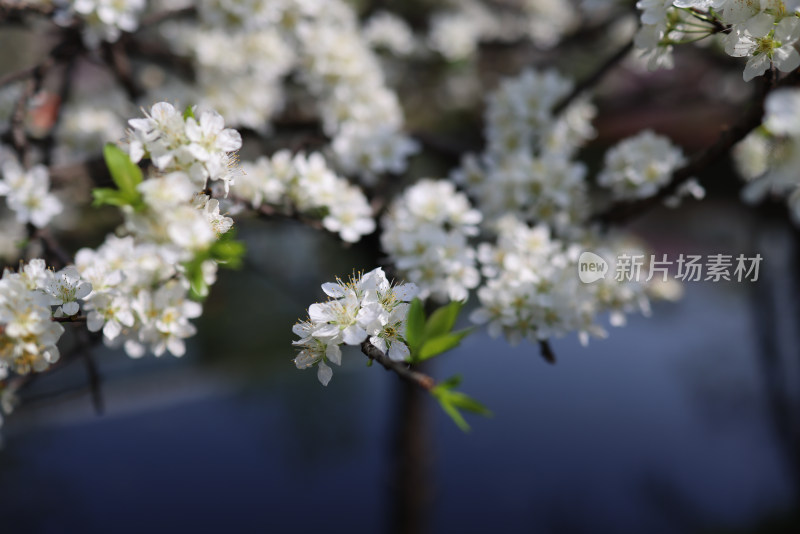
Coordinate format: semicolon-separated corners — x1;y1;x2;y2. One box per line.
0;64;38;88
10;76;36;167
360;340;436;391
123;37;195;80
103;40;143;100
32;226;73;268
53;315;87;323
40;57;76;166
140;5;196;26
77;329;104;415
0;0;54;23
594;69;795;225
552;40;633;116
539;340;556;364
229;194;325;231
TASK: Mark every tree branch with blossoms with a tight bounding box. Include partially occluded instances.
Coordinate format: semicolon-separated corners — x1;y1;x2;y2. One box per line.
360;341;436;391
2;0;800;439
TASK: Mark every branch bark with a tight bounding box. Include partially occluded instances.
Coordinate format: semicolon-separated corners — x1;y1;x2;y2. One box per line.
53;315;87;323
229;194;325;231
103;39;144;100
360;340;436;391
553;40;633;116
594;69;797;225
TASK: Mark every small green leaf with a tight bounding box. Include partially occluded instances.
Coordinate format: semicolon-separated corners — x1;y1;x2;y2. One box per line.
103;143;142;197
183;230;246;301
439;398;471;432
184;257;210;300
92;187;129;207
405;298;425;353
417;328;472;361
423;300;464;339
436;374;462;390
209;230;246;268
431;377;491;433
183;105;196;120
446;391;492;416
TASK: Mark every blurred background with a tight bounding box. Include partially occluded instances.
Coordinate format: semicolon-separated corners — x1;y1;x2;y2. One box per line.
1;1;800;533
1;201;798;534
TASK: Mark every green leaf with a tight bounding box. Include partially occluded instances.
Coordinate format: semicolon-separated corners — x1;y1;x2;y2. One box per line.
436;374;462;390
91;187;129;208
183;105;196;120
209;230;246;268
98;144;144;210
417;328;472;361
439;398;471;432
103;143;142;196
405;298;425;353
446;391;492;416
184;257;210;300
182;231;246;301
423;300;464;340
431;376;491;433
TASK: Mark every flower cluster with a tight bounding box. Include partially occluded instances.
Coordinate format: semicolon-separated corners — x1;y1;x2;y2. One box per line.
162;11;295;134
381;179;482;302
233;151;375;243
74;236;202;358
0;156;62;229
60;0;147;48
294;3;419;183
293;268;418;386
426;0;578;61
363;11;416;56
451;68;595;235
470;216;655;347
734;88;800;222
0;260;93;374
155;0;418;182
71;101;244;358
127;175;233;257
126;102;242;194
597;130;687;200
636;1;800;80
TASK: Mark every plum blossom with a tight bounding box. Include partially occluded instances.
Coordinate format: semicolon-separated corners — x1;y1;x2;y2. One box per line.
293;268;419;385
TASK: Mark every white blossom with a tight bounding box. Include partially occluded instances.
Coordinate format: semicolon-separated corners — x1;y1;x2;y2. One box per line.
0;160;62;228
231;151;376;243
381;179;481;303
293;268;419;385
598;130;686;200
67;0;146;48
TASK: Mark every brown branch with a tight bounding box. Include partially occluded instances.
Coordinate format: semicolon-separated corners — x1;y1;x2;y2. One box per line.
122;37;195;80
102;39;144;100
594;69;796;225
31;226;73;268
140;5;196;27
552;39;633;116
49;156;111;186
10;75;36;166
0;63;38;88
76;329;103;414
0;0;54;23
2;29;83;166
229;194;325;231
53;315;87;323
538;340;556;364
360;340;436;391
